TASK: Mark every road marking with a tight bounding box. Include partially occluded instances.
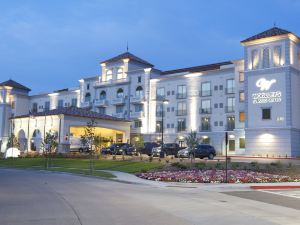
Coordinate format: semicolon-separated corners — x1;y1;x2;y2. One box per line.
259;190;300;199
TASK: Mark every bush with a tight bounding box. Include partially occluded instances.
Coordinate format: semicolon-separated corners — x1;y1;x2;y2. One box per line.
231;162;240;170
215;162;223;169
171;162;188;170
250;161;260;170
195;162;206;170
148;156;153;162
270;161;282;169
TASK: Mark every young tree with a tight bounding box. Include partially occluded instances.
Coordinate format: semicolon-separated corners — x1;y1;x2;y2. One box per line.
185;131;200;163
42;131;58;169
80;119;97;174
6;134;20;149
133;134;144;155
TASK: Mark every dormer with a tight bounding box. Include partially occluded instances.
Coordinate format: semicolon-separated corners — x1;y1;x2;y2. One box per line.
241;27;300;71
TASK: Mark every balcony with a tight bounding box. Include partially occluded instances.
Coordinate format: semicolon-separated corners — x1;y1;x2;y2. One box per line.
156;111;164;117
225;88;235;94
94;99;109;107
176;110;187;116
81;102;92;108
131;95;145;104
176;93;187;99
225;106;235;113
112;97;125;105
112;113;125;119
199;125;211;132
130;111;144;118
177;127;187;132
199;90;212;97
94;77;130;87
199;108;212;114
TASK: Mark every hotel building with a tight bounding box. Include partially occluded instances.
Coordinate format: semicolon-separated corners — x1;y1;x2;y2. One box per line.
1;27;300;157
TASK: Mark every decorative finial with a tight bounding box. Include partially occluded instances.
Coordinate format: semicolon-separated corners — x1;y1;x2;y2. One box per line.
273;22;276;27
126;41;129;52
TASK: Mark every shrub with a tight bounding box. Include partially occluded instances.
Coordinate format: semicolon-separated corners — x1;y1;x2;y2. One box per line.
149;156;153;162
171;162;188;170
112;155;116;160
195;162;206;170
231;162;240;170
215;162;223;169
270;161;282;169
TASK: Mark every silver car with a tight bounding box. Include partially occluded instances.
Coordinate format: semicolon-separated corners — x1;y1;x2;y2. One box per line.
177;147;191;158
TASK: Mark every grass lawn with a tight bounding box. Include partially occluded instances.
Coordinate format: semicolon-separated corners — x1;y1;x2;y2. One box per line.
0;157;163;178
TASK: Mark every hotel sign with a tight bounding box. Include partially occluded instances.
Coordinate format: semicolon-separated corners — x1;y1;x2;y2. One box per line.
252;78;282;104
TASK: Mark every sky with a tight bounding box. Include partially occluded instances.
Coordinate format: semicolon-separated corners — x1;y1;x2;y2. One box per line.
0;0;300;94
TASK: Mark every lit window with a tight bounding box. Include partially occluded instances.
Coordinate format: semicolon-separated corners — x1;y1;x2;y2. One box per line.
135;86;143;97
262;108;271;120
100;91;106;100
117;88;124;98
273;46;282;66
239;91;245;102
239;111;245;122
239;72;244;82
262;48;270;68
117;68;124;80
251;49;259;70
106;70;112;81
239;138;245;149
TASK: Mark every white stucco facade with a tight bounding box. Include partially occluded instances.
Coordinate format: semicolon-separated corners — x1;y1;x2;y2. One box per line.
1;27;300;157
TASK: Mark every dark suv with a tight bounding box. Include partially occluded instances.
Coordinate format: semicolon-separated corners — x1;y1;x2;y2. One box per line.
139;142;160;156
152;143;184;157
189;144;216;160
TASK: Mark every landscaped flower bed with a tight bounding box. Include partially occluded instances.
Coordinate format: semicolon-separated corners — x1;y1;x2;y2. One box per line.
137;170;300;183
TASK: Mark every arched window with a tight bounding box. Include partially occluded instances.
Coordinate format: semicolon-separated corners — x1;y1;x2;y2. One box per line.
85;93;91;102
117;88;124;98
100;91;106;100
117;68;124;80
262;48;270;68
106;70;112;81
135;86;143;97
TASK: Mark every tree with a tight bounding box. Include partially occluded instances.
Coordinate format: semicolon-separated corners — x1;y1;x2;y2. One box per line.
80;119;97;174
42;131;58;169
6;134;20;149
185;130;200;149
93;135;102;156
133;134;144;154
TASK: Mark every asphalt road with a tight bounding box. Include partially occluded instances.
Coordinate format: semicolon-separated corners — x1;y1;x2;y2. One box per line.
1;169;300;225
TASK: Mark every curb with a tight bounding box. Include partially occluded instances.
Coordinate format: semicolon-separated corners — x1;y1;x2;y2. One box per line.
250;185;300;190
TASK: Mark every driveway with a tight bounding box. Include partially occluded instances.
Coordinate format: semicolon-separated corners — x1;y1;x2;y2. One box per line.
0;168;300;225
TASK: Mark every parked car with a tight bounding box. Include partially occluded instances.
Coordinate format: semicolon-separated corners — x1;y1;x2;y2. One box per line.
177;147;191;158
121;144;138;156
79;146;90;153
189;144;216;160
101;143;127;155
139;142;160;156
152;143;185;157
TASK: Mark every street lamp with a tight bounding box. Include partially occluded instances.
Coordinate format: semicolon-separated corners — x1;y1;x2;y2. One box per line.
161;99;169;157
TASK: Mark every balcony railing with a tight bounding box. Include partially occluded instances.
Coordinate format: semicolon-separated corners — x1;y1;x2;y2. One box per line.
112;97;125;105
94;77;130;87
199;124;211;132
112;113;125;119
156;111;164;117
177;127;187;132
225;88;235;94
130;111;144;118
81;102;92;108
155;95;166;101
176;93;187;99
199;90;212;97
176;110;187;116
199;108;212;114
131;95;145;104
225;106;235;113
94;99;109;107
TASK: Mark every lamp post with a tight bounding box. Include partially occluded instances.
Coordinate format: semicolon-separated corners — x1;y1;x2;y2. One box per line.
161;99;169;157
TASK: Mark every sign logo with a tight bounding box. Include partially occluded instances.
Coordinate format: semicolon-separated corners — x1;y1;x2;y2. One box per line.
256;78;276;91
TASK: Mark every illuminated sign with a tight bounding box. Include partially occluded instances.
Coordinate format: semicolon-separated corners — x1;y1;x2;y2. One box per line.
252;78;282;104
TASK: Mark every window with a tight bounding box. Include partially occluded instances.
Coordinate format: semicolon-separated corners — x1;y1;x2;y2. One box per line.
167;124;170;128
219;85;223;90
239;72;244;82
214;85;218;91
201;117;211;131
239;91;245;102
167;107;170;112
106;70;112;81
226;79;235;94
32;103;38;113
58;100;64;109
87;83;90;90
273;46;282;66
201;99;211;114
239;138;245;149
71;98;77;107
45;101;50;111
262;108;271;120
156;104;163;117
117;68;124;80
138;76;142;83
219;103;223;108
134;104;143;112
201;82;211;97
100;91;106;100
214;121;218;126
171;123;174;128
85;93;91;102
156;121;162;132
11;101;15;109
167;91;170;96
251;49;259;70
134;120;142;128
239;111;245;122
135;86;143;97
117;88;124;98
177;118;186;132
219;121;223;126
226;97;235;113
171;90;175;95
262;48;270;68
177;85;187;99
214;103;218;108
171;107;175;112
226;116;235;131
177;102;187;116
99;107;106;114
116;105;124;113
156;87;165;99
